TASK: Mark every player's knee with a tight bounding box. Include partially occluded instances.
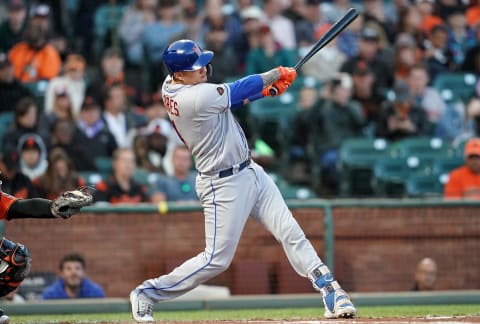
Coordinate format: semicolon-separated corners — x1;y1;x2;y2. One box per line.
209;257;233;274
0;237;32;298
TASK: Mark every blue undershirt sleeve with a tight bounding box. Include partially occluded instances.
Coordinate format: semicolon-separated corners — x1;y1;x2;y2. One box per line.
227;75;264;109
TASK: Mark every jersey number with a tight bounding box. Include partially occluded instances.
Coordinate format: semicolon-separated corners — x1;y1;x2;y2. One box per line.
163;95;179;116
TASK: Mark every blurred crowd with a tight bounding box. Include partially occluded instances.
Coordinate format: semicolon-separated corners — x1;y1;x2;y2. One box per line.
0;0;479;201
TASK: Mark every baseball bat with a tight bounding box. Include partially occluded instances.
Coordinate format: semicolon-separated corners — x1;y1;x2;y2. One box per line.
269;8;359;96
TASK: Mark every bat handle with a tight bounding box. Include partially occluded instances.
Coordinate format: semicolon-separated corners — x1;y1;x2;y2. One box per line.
269;87;279;96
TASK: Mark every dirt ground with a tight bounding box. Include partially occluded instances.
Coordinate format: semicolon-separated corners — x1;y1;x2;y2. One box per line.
67;316;480;324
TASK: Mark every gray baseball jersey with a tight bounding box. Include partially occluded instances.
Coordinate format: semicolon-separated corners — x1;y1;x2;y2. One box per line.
133;75;326;302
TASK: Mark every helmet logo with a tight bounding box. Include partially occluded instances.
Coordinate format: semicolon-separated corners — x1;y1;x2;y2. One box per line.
192;45;201;56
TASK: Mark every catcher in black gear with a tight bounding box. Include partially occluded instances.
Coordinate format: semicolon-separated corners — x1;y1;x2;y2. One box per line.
0;185;92;323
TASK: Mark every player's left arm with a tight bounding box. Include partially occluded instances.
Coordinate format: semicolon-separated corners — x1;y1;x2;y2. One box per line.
6;198;56;220
227;67;297;108
3;187;93;220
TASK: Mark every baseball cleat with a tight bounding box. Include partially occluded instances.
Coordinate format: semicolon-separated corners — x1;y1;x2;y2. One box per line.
322;288;356;319
309;265;356;319
0;309;9;324
130;291;155;322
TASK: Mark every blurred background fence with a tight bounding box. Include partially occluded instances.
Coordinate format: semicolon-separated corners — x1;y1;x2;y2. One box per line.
3;200;479;298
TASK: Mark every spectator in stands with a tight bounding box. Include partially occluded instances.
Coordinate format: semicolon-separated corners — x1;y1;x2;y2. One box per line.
205;23;239;84
384;0;410;26
42;253;105;299
142;0;186;61
466;2;480;28
394;33;422;81
33;147;86;201
94;147;150;204
38;86;75;138
177;3;203;48
0;149;36;198
351;62;384;133
307;73;366;194
151;145;198;202
245;24;296;75
129;93;183;175
87;48;139;105
337;10;364;58
445;8;476;67
44;54;87;117
17;133;48;181
305;24;347;84
462;22;480;74
363;0;396;46
102;83;140;148
407;64;447;130
412;257;438;291
444;137;480;199
1;97;48;154
118;0;157;66
262;0;296;49
71;96;117;171
0;52;32;114
0;0;28;53
396;5;428;51
415;0;443;35
376;80;430;141
321;0;360;25
290;77;320;183
201;0;242;48
424;24;456;82
8;5;61;83
142;0;186;90
232;5;263;71
341;27;394;94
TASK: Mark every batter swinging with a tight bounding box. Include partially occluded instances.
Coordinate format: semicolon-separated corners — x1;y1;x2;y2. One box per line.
130;39;356;322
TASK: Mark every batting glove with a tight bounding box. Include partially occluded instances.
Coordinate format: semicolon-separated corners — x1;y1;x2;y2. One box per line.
262;80;292;97
277;66;297;83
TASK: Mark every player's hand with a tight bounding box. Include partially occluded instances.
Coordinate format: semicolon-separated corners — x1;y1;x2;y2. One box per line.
276;66;297;83
262;80;292;97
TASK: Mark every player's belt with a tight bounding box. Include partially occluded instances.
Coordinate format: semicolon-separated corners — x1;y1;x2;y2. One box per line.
214;158;251;178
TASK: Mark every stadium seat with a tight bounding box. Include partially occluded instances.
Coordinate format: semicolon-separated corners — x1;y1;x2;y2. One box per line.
338;138;391;196
405;174;444;198
391;137;452;158
278;184;317;200
432;72;478;104
94;156;113;174
78;171;105;186
431;156;463;176
372;156;434;197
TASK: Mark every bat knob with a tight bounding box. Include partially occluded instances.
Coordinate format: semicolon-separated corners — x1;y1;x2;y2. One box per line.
269;87;278;96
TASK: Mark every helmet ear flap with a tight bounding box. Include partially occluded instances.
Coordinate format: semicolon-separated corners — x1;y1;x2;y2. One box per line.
206;63;213;77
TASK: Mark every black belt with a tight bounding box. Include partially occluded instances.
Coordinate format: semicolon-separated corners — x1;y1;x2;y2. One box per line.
214;159;251;178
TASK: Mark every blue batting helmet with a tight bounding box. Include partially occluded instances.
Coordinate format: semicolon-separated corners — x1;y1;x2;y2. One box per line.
163;40;214;75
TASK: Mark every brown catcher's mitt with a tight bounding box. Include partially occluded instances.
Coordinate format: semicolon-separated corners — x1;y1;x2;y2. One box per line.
50;187;93;219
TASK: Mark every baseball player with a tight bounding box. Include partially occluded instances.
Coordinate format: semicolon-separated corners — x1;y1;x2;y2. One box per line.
130;39;356;322
0;184;92;323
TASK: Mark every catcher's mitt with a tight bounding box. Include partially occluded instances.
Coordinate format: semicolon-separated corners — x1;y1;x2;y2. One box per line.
51;187;93;219
0;237;31;298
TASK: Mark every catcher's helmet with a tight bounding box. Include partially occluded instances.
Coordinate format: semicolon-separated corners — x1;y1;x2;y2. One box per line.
163;39;213;75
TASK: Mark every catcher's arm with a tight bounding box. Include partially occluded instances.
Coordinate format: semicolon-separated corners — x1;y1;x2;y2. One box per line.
6;187;93;220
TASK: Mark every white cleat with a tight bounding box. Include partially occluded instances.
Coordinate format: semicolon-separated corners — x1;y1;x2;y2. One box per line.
323;288;357;319
0;309;9;324
130;290;155;323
